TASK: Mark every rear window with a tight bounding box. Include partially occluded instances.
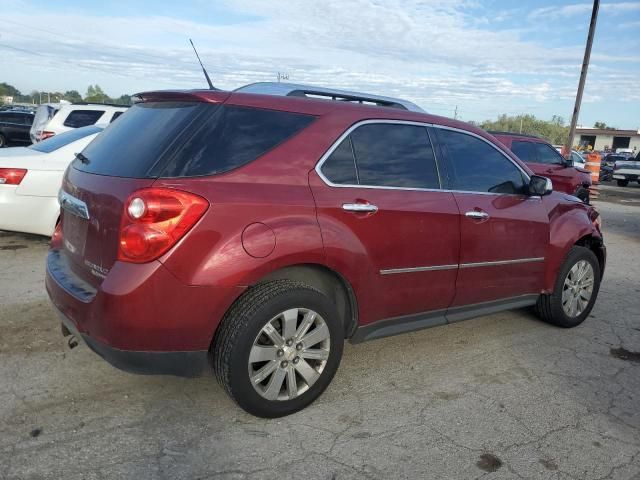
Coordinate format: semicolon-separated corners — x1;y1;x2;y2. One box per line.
29;125;102;153
73;102;316;178
63;110;104;128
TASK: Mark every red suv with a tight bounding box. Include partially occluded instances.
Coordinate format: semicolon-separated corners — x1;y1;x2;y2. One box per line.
46;83;605;417
490;132;592;204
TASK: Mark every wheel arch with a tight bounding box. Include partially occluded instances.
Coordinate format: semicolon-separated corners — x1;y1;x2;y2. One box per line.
256;263;358;338
574;234;605;279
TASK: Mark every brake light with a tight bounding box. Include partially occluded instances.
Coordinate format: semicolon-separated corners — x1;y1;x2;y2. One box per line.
118;188;208;263
0;168;27;185
40;131;55;141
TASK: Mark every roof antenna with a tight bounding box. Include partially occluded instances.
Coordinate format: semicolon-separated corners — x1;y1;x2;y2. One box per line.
189;39;216;90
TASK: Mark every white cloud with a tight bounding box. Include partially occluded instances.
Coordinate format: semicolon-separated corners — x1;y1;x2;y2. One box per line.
529;2;640;20
0;0;638;124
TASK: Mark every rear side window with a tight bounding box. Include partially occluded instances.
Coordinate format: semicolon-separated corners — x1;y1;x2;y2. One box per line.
511;140;535;162
533;143;564;165
74;103;315;178
63;110;104;128
321;138;358;184
110;111;124;122
438;129;526;194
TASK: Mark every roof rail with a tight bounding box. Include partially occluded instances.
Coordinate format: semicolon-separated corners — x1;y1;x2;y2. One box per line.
235;82;425;113
488;130;541;139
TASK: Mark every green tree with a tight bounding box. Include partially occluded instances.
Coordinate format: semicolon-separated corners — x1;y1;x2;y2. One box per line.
84;84;109;103
64;90;83;103
114;94;132;105
593;121;615;130
479;114;569;145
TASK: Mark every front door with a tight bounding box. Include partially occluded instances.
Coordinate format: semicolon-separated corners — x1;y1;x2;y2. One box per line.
309;121;460;325
434;127;549;307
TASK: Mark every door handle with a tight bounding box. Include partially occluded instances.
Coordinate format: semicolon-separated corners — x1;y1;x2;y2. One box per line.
465;210;489;219
342;203;378;213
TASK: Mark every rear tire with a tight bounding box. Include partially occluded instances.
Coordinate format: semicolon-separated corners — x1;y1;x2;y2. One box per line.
213;280;343;418
535;246;600;328
617;179;629;187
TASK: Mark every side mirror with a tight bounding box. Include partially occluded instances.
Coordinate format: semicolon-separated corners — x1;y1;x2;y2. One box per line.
529;175;553;196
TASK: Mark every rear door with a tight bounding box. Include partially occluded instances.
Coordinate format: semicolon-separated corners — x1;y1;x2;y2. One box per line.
310;121;460;324
434;127;549;307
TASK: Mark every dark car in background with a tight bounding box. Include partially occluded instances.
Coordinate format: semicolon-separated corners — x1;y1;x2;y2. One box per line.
490;131;592;203
0;110;35;147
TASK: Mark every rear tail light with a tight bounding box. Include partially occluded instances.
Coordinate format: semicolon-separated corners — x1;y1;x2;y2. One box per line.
0;168;27;185
118;188;208;263
40;131;55;141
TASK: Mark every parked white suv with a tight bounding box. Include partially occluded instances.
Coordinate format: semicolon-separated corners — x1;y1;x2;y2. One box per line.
30;103;127;143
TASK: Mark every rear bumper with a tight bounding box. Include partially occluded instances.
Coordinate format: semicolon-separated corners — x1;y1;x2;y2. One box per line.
45;249;245;377
55;306;209;377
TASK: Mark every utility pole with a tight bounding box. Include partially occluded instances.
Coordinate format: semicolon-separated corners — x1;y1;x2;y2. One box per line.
453;105;458;120
519;116;523;134
564;0;599;158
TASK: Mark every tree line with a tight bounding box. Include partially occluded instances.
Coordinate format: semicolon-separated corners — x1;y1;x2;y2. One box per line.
0;82;131;105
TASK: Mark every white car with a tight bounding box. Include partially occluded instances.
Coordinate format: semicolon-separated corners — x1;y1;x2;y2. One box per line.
554;146;586;168
0;125;103;236
30;103;126;143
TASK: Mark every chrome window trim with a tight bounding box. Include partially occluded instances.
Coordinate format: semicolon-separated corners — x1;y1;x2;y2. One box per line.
380;257;545;275
58;190;90;220
315;120;532;195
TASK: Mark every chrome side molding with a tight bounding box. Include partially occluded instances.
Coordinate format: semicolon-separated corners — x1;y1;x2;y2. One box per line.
380;257;544;275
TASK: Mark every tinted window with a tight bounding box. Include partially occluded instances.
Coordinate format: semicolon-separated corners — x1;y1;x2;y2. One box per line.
161;106;315;177
63;110;104;128
321;138;358;184
110;111;124;122
350;123;439;189
439;129;526;194
511;140;536;162
74;103;315;178
29;125;102;153
533;143;564;165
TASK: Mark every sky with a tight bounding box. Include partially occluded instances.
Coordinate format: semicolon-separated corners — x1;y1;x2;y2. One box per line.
1;0;638;128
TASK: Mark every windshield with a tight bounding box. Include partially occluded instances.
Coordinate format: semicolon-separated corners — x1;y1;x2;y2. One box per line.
29;125;103;153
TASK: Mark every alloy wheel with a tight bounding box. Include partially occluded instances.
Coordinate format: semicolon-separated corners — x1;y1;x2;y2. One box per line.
248;308;331;401
562;260;595;318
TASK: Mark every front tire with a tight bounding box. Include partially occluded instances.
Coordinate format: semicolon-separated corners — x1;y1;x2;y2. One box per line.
617;179;629;187
213;280;344;418
535;246;601;328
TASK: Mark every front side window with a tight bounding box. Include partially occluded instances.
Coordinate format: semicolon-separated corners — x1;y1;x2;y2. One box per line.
63;110;104;128
438;129;526;195
533;143;565;165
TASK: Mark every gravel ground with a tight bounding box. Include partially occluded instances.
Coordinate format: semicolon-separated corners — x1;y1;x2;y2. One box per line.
0;186;638;480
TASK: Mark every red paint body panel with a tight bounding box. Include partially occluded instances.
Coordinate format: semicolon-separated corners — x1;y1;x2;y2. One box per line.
309;172;460;325
451;192;548;305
